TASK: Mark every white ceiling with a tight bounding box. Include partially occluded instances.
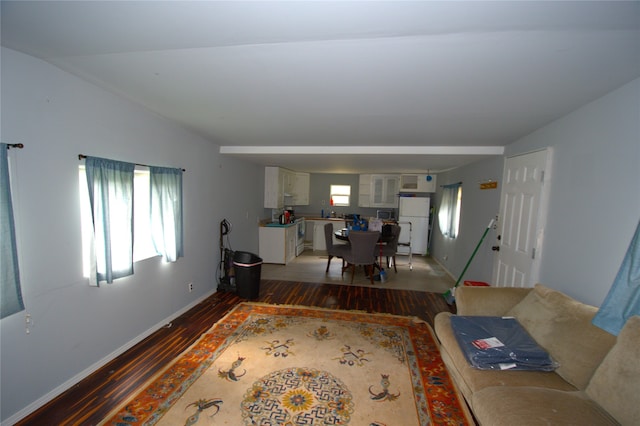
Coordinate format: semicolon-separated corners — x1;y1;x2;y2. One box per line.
2;1;639;174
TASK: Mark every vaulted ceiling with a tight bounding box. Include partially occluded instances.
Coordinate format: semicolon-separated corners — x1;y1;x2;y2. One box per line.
2;1;639;173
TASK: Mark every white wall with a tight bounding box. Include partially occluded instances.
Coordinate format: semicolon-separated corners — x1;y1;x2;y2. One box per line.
505;78;640;306
432;78;640;307
431;156;504;285
0;48;264;423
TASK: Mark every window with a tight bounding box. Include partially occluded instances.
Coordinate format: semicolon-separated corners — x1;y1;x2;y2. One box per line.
330;185;351;207
1;144;24;319
438;183;462;239
79;166;158;279
80;157;184;285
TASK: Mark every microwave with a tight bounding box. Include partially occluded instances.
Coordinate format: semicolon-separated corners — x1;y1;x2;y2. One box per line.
376;210;395;220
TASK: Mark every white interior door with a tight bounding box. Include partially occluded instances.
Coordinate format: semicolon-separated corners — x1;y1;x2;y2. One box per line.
492;149;551;287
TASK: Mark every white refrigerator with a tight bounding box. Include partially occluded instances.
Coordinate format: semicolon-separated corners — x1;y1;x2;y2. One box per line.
398;197;430;255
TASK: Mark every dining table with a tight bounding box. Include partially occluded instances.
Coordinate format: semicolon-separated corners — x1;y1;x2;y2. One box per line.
334;228;392;243
334;229;392;275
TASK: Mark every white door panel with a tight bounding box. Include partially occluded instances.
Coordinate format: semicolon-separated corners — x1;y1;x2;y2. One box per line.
493;149;550;287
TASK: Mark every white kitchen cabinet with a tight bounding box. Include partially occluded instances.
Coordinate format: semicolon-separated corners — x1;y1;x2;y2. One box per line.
311;220;343;251
400;174;437;193
265;167;306;208
371;174;400;208
259;225;298;264
285;225;297;262
264;166;285;209
282;168;295;197
358;174;372;207
292;172;310;205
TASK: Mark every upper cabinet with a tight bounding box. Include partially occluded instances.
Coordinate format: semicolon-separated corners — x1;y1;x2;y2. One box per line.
359;174;400;208
292;172;310;205
283;168;295;197
358;174;372;207
265;166;285;209
265;167;310;208
399;174;437;193
268;168;436;209
371;174;400;207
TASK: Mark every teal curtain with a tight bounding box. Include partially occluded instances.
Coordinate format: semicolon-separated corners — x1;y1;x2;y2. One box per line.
593;219;640;335
1;144;24;318
85;157;135;285
150;166;183;262
438;182;462;238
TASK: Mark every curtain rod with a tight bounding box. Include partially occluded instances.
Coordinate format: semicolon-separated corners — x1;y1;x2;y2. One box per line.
78;154;185;172
440;181;462;188
6;143;24;149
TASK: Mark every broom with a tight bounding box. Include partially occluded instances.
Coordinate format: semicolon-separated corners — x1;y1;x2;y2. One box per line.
443;219;494;304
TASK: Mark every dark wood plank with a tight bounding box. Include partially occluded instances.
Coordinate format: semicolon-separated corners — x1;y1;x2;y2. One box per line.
15;280;455;425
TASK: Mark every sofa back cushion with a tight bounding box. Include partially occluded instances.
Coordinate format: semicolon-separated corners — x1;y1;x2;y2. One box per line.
586;315;640;425
456;286;532;316
506;284;616;389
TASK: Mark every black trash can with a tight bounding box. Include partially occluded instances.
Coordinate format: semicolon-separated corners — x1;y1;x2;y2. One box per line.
233;251;263;299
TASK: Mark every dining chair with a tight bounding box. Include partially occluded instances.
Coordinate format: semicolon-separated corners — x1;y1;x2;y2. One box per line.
342;231;381;284
324;223;349;273
379;224;401;272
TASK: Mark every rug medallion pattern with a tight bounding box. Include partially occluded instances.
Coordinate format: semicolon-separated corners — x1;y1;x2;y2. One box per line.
101;303;470;425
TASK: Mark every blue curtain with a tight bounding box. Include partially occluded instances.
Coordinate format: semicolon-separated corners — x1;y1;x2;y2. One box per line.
1;144;24;318
85;157;135;285
150;166;183;262
438;183;462;238
593;219;640;335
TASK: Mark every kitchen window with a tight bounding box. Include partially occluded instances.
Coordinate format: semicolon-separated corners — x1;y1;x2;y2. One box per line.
330;185;351;207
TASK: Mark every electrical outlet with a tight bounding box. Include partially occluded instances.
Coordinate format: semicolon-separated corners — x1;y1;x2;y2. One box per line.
188;282;193;292
25;313;32;334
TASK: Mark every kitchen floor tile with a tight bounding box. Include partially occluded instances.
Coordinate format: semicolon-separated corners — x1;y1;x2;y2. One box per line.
261;250;455;293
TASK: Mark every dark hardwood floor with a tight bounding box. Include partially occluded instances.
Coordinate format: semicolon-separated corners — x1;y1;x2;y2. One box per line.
15;280;455;426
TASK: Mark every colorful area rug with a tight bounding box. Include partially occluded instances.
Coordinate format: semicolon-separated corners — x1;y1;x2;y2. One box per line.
101;303;471;425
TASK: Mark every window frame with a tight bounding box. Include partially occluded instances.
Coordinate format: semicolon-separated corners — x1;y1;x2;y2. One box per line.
330;184;351;207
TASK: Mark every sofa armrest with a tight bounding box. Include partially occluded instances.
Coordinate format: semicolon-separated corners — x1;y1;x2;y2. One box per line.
456;286;532;316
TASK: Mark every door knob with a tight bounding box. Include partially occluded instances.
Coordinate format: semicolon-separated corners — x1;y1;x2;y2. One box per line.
492;246;500;251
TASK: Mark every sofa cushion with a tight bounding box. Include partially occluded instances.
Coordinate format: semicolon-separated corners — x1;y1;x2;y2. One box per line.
455;286;532;316
472;387;618;426
586;315;640;425
434;312;576;403
506;284;616;389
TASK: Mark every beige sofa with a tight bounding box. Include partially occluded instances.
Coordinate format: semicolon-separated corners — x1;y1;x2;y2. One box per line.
434;284;640;425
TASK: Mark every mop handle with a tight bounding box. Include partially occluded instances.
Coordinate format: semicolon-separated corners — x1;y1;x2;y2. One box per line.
454;219;495;287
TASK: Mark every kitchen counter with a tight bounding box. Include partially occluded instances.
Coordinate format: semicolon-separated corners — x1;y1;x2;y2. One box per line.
259;220;304;264
260;217;344;227
302;217;346;222
263;222;297;228
260;218;304;228
300;218;347;251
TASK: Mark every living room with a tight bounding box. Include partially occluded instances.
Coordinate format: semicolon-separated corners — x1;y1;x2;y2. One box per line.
1;2;639;424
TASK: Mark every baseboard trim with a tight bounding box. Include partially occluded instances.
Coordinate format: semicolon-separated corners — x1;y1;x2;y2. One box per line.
3;290;217;426
432;256;457;282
